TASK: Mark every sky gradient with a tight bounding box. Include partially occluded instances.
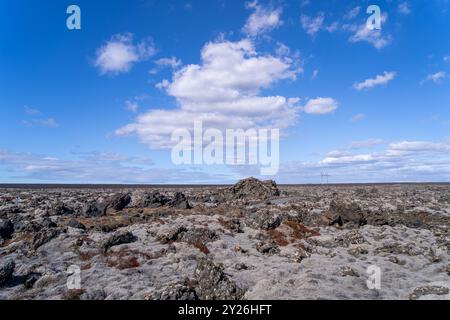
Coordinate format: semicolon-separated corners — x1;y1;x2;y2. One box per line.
1;0;450;184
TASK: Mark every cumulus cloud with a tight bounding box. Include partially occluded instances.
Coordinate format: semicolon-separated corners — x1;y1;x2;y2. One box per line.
232;139;450;183
302;97;338;115
424;71;446;84
353;71;396;91
117;39;303;148
243;0;283;36
95;33;156;75
348;14;392;49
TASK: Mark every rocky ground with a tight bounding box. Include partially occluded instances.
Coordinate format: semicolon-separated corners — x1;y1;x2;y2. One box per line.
0;178;449;300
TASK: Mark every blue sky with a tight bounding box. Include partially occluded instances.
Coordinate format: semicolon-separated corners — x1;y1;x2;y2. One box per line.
1;0;450;184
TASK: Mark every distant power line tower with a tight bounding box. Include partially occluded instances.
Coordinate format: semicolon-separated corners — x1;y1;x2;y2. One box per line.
321;172;330;184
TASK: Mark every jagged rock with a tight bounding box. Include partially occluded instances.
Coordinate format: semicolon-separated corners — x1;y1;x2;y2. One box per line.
82;202;107;217
150;283;198;300
409;286;449;300
168;192;191;209
245;209;282;230
32;229;60;250
24;272;42;289
51;202;75;216
324;200;367;227
0;219;14;239
229;177;280;200
67;219;86;230
338;266;360;277
335;230;367;247
107;193;131;211
0;260;15;287
256;241;280;255
103;231;137;252
133;191;170;208
179;228;218;244
157;226;188;244
194;259;245;300
40;217;57;228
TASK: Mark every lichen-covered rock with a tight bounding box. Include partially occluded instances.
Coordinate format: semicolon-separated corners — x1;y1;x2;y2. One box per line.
103;231;137;252
255;241;280;255
67;219;86;230
168;192;191;209
409;286;449;300
82;202;106;217
245;209;282;230
0;219;14;239
32;229;60;250
51;202;75;216
149;282;198;300
229;177;280;200
324;200;367;227
194;259;245;300
0;260;15;287
107;193;131;211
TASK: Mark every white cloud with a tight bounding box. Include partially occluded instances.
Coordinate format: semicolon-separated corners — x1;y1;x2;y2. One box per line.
345;6;361;20
95;33;156;75
24;106;41;116
155;57;182;69
351;113;365;122
303;97;338;115
235;139;450;183
22;106;59;128
0;150;225;184
348;14;392;49
243;0;282;36
22;118;59;128
300;13;325;36
125;100;139;113
398;2;411;15
424;71;446;84
312;69;319;79
117;39;303;148
444;55;450;62
353;71;396;91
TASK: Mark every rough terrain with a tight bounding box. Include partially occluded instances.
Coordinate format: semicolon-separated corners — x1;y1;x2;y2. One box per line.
0;178;449;300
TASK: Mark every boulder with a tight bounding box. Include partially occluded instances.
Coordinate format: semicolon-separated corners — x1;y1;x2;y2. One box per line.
245;209;282;230
324;200;366;227
168;192;191;209
103;231;137;252
0;219;14;239
82;202;107;217
194;259;245;300
51;202;75;216
107;193;131;211
229;177;280;200
0;260;15;287
67;219;86;230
